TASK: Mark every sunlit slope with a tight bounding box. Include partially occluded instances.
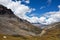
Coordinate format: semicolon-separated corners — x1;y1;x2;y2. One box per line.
39;22;60;40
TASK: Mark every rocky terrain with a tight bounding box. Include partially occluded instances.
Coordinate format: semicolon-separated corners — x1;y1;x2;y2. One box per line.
0;5;60;40
39;22;60;40
0;5;42;36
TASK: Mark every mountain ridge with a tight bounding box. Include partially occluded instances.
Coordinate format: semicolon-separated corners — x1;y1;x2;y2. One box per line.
0;5;42;36
0;5;60;40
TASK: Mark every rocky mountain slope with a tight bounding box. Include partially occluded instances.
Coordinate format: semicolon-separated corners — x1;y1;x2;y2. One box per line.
0;5;42;36
0;22;60;40
38;22;60;40
0;5;60;40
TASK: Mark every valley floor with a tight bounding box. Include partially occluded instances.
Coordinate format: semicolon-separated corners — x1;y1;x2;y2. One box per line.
0;32;60;40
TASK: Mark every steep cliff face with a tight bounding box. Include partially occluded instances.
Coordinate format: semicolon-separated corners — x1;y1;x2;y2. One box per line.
0;5;42;36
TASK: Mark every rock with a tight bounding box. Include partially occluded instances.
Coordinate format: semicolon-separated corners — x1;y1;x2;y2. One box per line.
3;36;7;39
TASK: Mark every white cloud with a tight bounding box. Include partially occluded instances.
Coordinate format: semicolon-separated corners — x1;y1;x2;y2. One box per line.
58;5;60;8
39;17;46;23
28;5;60;25
0;0;60;25
28;8;36;13
0;0;38;24
27;17;39;23
40;6;45;9
58;5;60;11
39;11;60;25
30;14;37;17
25;0;30;4
32;8;36;11
0;0;31;19
22;0;30;4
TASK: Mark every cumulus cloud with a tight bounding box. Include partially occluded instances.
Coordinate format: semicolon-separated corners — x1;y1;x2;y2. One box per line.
0;0;38;23
0;0;60;25
39;17;46;23
0;0;31;19
26;16;39;23
28;5;60;25
29;10;60;25
29;11;60;24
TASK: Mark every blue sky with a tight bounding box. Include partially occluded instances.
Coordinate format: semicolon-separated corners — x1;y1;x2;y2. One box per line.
12;0;60;16
25;0;60;17
0;0;60;25
12;0;60;17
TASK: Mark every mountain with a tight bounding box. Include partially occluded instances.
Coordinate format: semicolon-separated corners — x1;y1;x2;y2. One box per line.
38;22;60;40
0;5;42;36
0;22;60;40
32;23;48;29
0;5;60;40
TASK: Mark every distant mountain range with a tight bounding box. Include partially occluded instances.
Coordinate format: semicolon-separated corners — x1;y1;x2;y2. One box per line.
32;23;48;29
